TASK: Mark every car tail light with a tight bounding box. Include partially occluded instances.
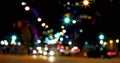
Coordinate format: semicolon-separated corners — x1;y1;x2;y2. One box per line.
113;52;117;55
107;52;112;56
60;49;65;52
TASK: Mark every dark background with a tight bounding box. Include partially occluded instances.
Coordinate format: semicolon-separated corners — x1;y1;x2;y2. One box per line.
0;0;120;39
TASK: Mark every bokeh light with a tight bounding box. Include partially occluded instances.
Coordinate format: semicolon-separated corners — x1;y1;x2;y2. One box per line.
37;18;42;22
25;6;30;11
21;2;27;6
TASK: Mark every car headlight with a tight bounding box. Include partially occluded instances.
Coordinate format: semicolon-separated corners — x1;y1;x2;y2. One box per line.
44;47;48;51
43;51;47;56
33;50;37;54
38;50;43;54
49;51;54;56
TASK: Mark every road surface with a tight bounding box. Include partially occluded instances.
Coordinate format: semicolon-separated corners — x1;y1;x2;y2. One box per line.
0;54;120;63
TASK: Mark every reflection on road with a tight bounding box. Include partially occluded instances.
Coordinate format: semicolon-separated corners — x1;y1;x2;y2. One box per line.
0;54;120;63
48;56;55;62
32;55;55;63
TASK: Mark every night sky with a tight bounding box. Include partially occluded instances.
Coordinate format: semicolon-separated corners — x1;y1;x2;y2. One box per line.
0;0;120;39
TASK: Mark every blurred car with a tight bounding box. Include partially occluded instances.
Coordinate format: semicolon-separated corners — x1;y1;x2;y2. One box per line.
42;50;55;56
32;46;55;56
32;46;43;55
70;46;80;54
87;47;117;58
42;45;55;56
59;46;71;56
106;51;117;58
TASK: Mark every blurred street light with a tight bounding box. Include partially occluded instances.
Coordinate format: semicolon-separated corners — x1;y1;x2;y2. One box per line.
103;42;107;46
41;23;46;27
61;25;65;29
64;17;70;24
98;33;104;40
62;29;66;33
72;20;77;24
68;41;72;45
79;29;83;33
21;2;27;6
45;25;49;29
25;6;30;11
0;40;9;46
83;0;89;6
0;40;4;45
109;40;113;44
37;18;42;22
116;39;119;43
11;35;17;40
11;35;17;45
82;0;92;8
99;40;104;44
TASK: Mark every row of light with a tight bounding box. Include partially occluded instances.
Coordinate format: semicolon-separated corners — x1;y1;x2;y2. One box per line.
99;39;119;45
59;0;93;10
0;40;21;46
23;0;92;27
21;0;92;37
21;1;49;29
21;1;67;45
21;1;68;36
61;0;93;34
47;0;93;44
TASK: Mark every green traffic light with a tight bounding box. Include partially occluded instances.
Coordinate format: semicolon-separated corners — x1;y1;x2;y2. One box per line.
99;34;104;40
12;35;17;40
64;17;70;24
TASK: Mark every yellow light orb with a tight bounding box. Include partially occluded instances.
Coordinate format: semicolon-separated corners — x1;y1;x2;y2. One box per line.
64;13;70;18
81;0;92;8
109;40;113;44
45;25;49;28
83;0;89;6
103;42;107;46
61;25;65;29
47;30;50;33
